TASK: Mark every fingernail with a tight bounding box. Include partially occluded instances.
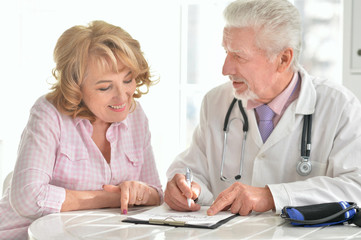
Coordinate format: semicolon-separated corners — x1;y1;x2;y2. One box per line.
207;209;213;216
122;209;127;215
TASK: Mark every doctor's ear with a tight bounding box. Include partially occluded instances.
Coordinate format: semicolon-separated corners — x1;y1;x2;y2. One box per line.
277;48;293;73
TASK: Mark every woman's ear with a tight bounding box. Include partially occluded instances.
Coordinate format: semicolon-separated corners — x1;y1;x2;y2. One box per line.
277;48;293;73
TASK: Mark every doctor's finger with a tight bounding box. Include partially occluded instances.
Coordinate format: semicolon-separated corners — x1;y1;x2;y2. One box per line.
165;191;200;211
164;189;187;211
191;181;201;200
174;173;193;199
165;180;188;208
165;196;187;211
165;178;199;211
238;201;253;216
230;196;246;214
207;191;236;216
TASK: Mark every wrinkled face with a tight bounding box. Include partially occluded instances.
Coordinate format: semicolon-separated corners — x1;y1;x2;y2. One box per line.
222;27;280;103
81;59;136;124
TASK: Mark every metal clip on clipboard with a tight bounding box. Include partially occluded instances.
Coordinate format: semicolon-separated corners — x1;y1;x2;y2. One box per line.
149;217;185;226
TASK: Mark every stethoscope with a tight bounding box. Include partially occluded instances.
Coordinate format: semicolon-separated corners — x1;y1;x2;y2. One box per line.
220;97;313;181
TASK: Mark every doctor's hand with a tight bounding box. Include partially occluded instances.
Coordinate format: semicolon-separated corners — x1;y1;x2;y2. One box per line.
103;181;160;215
207;182;275;216
164;173;201;211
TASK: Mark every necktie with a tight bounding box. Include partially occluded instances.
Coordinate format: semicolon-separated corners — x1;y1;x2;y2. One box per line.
256;104;275;143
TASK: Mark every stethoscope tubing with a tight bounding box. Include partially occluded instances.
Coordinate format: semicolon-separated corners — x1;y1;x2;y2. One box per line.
301;114;312;158
221;97;313;180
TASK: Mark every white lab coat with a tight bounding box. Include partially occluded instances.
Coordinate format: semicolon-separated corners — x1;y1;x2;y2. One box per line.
167;68;361;213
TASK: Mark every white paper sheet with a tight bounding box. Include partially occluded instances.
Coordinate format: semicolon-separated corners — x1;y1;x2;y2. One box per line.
125;204;235;227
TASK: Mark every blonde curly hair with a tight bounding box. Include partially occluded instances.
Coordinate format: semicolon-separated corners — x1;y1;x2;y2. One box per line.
47;20;154;122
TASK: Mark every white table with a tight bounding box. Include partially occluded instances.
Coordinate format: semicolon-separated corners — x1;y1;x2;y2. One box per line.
28;206;361;239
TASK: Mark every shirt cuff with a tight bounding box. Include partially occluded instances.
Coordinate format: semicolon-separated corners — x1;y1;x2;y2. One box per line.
37;185;66;215
148;184;164;204
194;177;214;205
267;183;290;214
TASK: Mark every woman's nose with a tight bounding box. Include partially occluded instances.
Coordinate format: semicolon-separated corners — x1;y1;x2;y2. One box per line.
113;85;125;99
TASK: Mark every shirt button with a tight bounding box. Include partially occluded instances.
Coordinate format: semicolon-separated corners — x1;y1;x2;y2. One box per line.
37;200;44;207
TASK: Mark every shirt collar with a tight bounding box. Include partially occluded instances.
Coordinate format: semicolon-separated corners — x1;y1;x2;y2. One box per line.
74;116;129;129
74;117;87;126
113;118;129;129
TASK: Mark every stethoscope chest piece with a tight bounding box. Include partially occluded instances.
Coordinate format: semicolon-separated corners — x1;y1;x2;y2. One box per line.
297;157;312;176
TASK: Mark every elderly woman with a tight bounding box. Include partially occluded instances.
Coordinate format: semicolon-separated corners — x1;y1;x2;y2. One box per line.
0;20;162;239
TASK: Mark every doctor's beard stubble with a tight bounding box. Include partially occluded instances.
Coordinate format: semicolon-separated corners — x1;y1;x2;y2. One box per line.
231;76;259;102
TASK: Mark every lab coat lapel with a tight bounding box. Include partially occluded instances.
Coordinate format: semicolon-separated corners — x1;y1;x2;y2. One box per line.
261;105;302;152
248;108;263;148
247;103;301;151
257;68;317;153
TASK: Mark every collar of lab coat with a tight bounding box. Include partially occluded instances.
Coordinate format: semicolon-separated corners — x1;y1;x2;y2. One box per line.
255;67;317;150
294;66;317;115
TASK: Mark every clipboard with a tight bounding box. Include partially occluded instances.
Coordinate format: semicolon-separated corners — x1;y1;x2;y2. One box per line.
122;204;238;229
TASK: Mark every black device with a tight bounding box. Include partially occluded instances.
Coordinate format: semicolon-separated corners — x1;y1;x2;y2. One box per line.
281;201;361;227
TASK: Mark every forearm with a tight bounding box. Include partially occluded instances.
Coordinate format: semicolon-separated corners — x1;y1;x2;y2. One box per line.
268;173;361;213
61;189;121;212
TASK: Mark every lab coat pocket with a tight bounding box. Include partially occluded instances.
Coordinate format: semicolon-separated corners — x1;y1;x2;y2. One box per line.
296;160;327;180
310;160;327;176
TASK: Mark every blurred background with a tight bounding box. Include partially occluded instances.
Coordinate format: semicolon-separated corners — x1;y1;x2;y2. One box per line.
0;0;360;192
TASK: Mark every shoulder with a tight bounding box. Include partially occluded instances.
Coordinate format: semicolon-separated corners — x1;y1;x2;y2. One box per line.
311;77;360;106
29;95;75;130
201;82;234;111
204;81;233;100
300;68;360;107
300;70;361;123
30;95;62;120
32;95;57;111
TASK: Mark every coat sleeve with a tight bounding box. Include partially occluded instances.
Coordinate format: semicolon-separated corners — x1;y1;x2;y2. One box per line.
268;90;361;213
166;93;215;205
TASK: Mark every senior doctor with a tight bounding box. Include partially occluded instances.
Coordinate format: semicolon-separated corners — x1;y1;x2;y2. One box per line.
165;0;361;216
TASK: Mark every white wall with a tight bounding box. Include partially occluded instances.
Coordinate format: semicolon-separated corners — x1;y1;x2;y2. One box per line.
343;0;361;98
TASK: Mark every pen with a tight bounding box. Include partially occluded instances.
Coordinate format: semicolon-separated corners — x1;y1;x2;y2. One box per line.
185;167;193;208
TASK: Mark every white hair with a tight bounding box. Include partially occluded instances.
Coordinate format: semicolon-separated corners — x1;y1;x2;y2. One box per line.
224;0;302;71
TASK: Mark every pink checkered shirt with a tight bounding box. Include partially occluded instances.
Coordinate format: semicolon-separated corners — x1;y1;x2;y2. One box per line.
0;96;163;239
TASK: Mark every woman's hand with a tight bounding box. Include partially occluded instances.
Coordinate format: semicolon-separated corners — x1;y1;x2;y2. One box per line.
103;181;160;214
